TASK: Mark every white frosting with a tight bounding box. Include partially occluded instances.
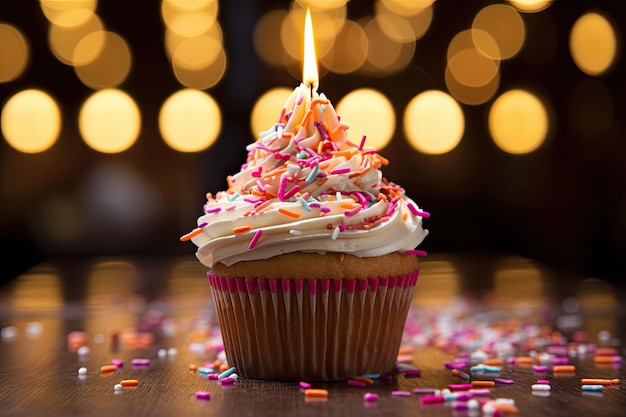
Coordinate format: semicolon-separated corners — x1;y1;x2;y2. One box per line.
188;83;428;268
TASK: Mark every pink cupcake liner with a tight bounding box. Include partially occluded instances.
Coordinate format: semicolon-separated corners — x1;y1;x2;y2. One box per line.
207;270;419;381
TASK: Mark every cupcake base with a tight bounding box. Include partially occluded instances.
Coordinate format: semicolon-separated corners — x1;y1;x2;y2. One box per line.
208;270;419;381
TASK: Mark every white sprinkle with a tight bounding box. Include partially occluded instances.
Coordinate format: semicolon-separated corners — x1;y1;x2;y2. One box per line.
531;384;551;391
289;229;302;235
467;399;479;410
1;326;17;340
114;384;123;391
78;367;87;375
25;322;43;337
158;349;167;358
335;191;342;201
494;398;515;405
331;226;340;240
167;347;178;356
77;346;90;356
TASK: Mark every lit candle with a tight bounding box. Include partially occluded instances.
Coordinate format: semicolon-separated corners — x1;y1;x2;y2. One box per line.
303;7;318;95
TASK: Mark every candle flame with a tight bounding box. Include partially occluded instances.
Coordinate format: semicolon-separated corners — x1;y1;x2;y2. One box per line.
303;7;318;89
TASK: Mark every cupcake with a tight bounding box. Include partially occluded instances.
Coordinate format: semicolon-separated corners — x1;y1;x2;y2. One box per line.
181;83;429;381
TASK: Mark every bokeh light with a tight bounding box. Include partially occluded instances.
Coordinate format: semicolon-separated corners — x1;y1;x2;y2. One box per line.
1;89;61;153
569;12;618;76
380;0;435;17
336;88;395;150
488;89;548;154
78;89;141;153
508;0;553;13
161;0;219;37
40;0;97;28
404;90;464;155
172;48;226;90
320;20;368;74
0;23;30;83
250;87;292;137
447;48;499;88
48;13;104;66
74;31;132;89
159;89;222;152
253;10;289;67
445;65;500;106
472;4;525;60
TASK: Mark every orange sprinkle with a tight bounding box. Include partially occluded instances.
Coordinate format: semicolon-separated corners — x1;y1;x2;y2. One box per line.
251;190;265;196
484;358;503;366
100;365;117;373
377;193;387;201
301;110;312;126
354;376;374;385
219;363;229;372
278;208;300;218
329;123;349;138
396;354;413;363
494;403;519;414
553;365;576;373
595;347;617;356
612;379;620;384
471;380;495;387
515;356;534;364
593;356;617;363
398;345;414;355
339;203;358;209
310;98;329;109
402;213;408;221
179;227;202;242
581;378;612;385
452;369;459;376
265;190;278;199
120;379;139;387
189;364;198;372
331;149;357;158
233;226;251;234
304;389;328;398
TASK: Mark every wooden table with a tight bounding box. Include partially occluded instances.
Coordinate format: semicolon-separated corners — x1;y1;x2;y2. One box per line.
1;253;624;417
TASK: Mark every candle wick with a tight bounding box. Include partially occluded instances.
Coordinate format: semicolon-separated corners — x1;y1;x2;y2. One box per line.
309;84;313;99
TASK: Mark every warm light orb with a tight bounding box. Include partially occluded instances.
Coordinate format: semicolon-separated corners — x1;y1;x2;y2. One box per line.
570;12;618;76
472;4;525;60
488;89;548;154
74;31;132;89
380;0;435;17
336;89;395;150
40;0;98;28
404;90;464;155
1;89;61;153
0;23;30;83
508;0;553;13
161;0;219;37
159;89;222;152
321;20;368;74
250;88;292;137
79;89;141;153
253;10;289;67
48;13;104;65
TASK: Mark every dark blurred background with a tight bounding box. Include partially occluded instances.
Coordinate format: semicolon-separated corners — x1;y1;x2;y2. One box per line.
1;0;625;286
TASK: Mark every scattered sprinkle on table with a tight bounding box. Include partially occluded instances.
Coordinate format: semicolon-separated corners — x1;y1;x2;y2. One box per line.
304;389;328;398
363;393;378;402
100;365;117;373
196;391;211;400
391;390;411;397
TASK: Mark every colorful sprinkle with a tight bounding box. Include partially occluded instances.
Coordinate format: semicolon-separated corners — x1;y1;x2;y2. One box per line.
304;389;328;398
299;381;311;389
347;380;366;388
363;393;378;402
233;226;251;234
120;379;139;387
248;229;263;249
180;228;202;242
278;208;300;218
196;391;211;400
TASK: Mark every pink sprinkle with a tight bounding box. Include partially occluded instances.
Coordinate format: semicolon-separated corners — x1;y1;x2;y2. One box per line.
449;384;473;391
131;358;150;366
494;378;514;384
363;393;378;402
536;379;550;385
413;388;436;395
299;381;311;389
379;374;393;381
256;179;266;193
112;359;123;368
469;389;491;396
420;395;444;404
208;374;219;380
206;207;221;214
404;369;421;377
329;167;350;175
296;92;303;105
347;380;366;388
444;361;467;369
248;229;263;249
344;206;362;217
195;391;211;400
251;167;262;177
405;249;428;257
284;185;301;199
359;135;367;151
532;365;547;373
278;174;287;201
391;391;411;397
220;377;235;385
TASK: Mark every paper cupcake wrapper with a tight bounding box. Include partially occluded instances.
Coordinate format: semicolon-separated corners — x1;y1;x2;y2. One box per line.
207;270;419;381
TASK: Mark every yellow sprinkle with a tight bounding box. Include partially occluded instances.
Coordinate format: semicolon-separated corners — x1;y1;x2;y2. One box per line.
180;227;202;242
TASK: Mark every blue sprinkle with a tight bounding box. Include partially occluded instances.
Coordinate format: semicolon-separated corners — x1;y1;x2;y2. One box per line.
299;197;311;211
218;366;237;380
582;385;604;391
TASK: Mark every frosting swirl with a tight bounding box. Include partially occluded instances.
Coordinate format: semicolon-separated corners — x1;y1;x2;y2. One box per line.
184;83;429;267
